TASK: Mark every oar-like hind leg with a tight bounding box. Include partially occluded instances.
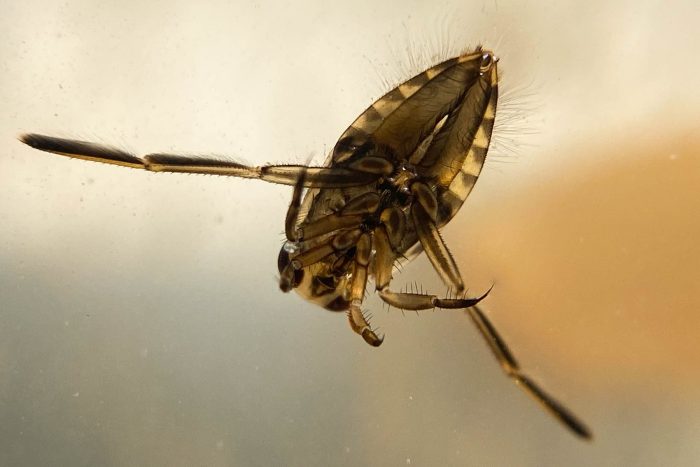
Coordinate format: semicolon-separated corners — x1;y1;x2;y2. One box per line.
19;134;379;188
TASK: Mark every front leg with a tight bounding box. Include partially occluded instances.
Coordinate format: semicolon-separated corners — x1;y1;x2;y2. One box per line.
347;233;383;347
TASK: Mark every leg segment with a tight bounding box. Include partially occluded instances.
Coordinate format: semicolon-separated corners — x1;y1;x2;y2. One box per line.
379;207;406;250
297;214;365;241
347;233;383;347
291;229;363;270
377;288;591;438
411;199;465;293
285;165;307;242
372;225;395;290
20;134;379;188
464;305;592;439
378;287;490;310
297;192;381;241
372;206;409;291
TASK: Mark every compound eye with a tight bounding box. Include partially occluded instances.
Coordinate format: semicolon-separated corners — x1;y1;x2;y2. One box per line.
277;247;291;274
277;247;304;291
480;52;495;73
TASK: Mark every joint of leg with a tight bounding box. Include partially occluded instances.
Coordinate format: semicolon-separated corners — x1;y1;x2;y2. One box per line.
283;241;299;254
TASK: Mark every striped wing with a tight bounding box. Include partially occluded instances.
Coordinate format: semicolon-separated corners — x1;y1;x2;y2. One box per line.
330;48;498;227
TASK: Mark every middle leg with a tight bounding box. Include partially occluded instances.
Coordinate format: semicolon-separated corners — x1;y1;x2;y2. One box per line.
377;286;591;439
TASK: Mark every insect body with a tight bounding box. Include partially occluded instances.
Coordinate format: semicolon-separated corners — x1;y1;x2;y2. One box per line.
20;47;592;439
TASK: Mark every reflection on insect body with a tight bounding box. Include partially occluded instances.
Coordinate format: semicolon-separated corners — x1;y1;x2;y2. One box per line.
20;46;592;439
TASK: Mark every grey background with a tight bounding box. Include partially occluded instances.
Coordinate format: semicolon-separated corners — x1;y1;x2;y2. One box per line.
2;0;700;466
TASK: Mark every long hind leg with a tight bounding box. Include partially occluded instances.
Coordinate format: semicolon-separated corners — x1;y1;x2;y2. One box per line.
20;134;380;188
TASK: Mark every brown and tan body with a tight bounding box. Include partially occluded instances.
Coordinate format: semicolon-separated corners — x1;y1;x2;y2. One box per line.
283;49;497;315
20;47;592;439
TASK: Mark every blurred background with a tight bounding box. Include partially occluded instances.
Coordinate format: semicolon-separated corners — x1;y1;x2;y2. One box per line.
2;0;699;465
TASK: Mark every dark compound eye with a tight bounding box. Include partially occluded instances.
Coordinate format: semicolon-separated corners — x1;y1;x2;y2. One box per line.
277;247;304;289
277;247;290;274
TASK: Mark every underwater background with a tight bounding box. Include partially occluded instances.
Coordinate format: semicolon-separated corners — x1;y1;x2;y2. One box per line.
2;0;699;465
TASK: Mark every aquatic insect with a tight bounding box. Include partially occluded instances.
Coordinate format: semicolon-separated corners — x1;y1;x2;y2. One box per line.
20;46;592;439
